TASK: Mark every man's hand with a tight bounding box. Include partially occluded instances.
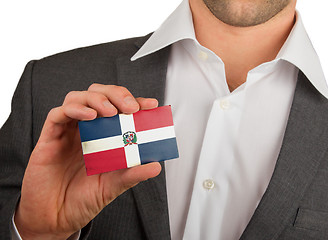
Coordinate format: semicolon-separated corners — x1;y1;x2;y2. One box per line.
14;84;161;240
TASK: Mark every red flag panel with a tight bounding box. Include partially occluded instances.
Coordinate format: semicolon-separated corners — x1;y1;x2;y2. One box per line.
83;148;127;175
133;106;174;132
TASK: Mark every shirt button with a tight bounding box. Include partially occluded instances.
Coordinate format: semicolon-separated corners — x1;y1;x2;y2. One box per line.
203;179;215;190
220;99;230;110
198;51;208;61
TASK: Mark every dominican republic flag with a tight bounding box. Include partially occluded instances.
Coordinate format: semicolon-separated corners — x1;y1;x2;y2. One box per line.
78;105;179;176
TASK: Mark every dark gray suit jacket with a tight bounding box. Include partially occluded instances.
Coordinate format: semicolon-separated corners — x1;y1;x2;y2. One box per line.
0;35;328;240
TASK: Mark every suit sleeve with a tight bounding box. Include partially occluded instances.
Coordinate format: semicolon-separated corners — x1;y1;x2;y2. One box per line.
0;61;92;239
0;61;35;239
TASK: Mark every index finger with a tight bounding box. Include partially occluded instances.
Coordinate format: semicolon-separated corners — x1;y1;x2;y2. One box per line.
88;84;140;114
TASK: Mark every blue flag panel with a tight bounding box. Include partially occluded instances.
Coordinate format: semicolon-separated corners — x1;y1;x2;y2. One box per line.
78;115;122;142
138;138;179;164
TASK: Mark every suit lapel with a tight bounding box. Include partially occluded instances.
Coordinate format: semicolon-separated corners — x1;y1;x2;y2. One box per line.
240;71;328;240
116;36;170;107
116;39;171;239
132;162;171;239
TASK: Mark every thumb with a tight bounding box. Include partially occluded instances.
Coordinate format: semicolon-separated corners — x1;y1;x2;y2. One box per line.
101;162;162;204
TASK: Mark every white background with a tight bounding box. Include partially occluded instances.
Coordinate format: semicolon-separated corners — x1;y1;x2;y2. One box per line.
0;0;327;128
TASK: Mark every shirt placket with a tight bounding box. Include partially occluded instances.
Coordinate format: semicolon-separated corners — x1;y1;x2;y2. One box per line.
183;46;246;239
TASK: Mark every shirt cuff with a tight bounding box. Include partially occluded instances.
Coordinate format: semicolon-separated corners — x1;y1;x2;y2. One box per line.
11;212;81;240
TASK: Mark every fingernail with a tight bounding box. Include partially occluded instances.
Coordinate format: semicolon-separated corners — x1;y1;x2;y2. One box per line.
124;96;137;106
83;107;96;118
103;100;114;109
83;107;94;113
148;98;158;107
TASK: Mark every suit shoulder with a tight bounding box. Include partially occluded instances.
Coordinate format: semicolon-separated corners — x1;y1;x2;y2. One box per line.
34;34;152;68
27;34;152;110
28;33;152;85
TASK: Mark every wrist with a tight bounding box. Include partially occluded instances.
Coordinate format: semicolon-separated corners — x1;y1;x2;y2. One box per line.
14;206;72;240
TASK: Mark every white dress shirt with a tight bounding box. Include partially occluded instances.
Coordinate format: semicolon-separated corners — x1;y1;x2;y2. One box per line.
132;0;328;239
12;0;328;239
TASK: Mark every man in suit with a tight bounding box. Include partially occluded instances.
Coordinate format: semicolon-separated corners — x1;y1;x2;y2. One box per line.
1;0;328;239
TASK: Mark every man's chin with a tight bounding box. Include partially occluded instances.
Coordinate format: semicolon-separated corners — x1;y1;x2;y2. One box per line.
203;0;292;27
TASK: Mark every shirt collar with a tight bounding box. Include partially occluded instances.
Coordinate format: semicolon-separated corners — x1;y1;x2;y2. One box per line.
276;11;328;98
131;0;195;61
131;0;328;98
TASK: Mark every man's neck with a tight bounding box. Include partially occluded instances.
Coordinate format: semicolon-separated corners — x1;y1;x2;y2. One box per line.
189;0;296;92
